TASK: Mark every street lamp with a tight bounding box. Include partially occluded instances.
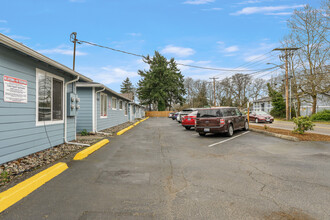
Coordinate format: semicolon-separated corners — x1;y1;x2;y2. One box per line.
266;63;285;69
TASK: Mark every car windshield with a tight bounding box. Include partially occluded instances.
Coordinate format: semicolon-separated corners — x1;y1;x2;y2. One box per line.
197;109;223;118
256;111;269;115
188;111;198;116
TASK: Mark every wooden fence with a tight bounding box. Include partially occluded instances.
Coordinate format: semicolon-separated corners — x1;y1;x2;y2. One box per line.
145;111;172;117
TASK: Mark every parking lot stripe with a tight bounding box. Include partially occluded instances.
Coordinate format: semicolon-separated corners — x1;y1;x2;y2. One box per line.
208;131;250;147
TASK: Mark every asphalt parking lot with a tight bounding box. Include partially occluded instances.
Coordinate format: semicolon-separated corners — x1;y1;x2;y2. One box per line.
1;117;330;220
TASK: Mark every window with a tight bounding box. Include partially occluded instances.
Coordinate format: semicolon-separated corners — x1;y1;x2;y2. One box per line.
37;69;64;125
112;97;117;110
125;103;128;115
119;100;123;110
100;93;108;118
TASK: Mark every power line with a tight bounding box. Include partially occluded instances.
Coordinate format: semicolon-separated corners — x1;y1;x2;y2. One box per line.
75;38;276;72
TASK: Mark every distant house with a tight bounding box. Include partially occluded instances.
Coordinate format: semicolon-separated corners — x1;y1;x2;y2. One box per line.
252;97;273;113
0;33;92;164
253;94;330;116
76;82;133;133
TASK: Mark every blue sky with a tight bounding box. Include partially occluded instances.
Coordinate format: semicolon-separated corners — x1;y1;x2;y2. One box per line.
0;0;323;92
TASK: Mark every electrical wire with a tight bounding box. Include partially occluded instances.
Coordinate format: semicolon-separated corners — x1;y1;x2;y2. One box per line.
76;38;276;72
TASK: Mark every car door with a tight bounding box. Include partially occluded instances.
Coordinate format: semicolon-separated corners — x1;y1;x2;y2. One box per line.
235;108;244;128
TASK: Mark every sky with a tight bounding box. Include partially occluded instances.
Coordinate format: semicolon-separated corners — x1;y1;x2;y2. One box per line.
0;0;324;92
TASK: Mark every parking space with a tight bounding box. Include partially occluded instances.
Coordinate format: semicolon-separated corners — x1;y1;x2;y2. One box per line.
1;117;330;220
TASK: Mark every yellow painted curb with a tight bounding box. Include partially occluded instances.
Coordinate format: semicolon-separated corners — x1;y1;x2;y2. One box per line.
117;125;134;135
0;162;68;213
73;139;109;160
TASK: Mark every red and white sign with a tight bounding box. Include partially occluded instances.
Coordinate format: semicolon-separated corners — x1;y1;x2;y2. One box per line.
3;75;28;103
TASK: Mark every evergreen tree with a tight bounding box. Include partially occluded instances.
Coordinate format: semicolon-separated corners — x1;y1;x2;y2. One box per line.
137;51;186;111
120;77;134;99
267;83;286;118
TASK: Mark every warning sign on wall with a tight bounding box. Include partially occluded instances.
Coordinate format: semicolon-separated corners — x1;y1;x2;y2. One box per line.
3;75;28;103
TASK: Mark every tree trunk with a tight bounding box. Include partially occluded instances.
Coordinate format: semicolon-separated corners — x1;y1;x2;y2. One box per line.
312;95;317;114
296;98;301;117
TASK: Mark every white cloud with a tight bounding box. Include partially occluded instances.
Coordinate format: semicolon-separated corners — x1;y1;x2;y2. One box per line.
161;45;195;57
224;46;239;53
38;45;87;56
127;33;142;37
0;20;7;23
0;27;10;33
183;0;215;5
237;0;262;4
78;66;139;85
231;4;305;15
265;12;292;16
8;35;30;40
202;7;222;11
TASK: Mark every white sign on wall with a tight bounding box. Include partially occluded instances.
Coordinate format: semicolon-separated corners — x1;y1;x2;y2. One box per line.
3;75;28;103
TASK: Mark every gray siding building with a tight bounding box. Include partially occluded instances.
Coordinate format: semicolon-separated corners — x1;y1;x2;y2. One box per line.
76;82;133;133
0;34;92;164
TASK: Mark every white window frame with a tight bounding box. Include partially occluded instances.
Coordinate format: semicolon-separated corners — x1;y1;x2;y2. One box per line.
36;68;64;126
112;97;117;110
100;93;108;118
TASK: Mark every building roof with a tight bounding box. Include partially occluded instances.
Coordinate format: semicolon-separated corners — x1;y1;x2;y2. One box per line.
0;33;92;82
76;82;132;102
253;97;272;103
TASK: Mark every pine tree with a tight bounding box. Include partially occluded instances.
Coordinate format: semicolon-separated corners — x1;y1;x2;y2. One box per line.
137;51;186;111
120;77;134;99
267;83;286;118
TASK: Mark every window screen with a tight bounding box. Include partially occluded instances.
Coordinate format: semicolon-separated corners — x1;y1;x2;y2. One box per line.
38;74;52;121
52;78;63;120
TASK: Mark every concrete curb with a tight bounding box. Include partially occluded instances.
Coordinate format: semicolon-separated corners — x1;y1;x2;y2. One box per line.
0;162;68;213
250;128;300;142
117;117;149;136
73;139;110;160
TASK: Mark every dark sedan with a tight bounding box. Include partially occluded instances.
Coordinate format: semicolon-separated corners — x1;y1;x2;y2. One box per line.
249;111;274;123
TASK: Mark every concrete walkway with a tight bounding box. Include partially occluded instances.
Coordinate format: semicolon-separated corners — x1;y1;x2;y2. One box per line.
251;120;330;136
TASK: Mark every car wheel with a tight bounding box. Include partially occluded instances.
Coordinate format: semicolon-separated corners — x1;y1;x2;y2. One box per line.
185;127;191;130
255;118;258;123
243;121;249;131
199;132;206;136
227;124;234;137
269;121;273;123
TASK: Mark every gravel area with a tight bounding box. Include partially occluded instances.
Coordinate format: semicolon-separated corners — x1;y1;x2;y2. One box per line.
0;119;140;190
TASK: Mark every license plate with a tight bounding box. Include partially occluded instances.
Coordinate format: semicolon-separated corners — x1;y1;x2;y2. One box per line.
204;128;210;132
266;119;270;121
188;118;191;121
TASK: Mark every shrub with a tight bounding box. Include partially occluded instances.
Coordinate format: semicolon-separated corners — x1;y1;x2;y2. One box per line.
292;116;315;134
1;170;10;183
310;109;330;121
80;129;89;136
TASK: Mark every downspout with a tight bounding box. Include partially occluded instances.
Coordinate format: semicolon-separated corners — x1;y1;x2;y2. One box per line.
64;76;90;146
95;87;110;135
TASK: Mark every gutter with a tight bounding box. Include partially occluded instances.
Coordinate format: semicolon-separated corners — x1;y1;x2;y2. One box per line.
64;76;90;146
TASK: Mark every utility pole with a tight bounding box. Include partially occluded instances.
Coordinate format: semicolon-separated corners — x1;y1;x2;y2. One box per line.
209;77;218;107
273;47;299;120
70;32;78;71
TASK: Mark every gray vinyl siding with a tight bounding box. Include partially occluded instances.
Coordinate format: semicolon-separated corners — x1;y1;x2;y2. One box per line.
0;44;76;165
76;87;93;132
96;92;129;131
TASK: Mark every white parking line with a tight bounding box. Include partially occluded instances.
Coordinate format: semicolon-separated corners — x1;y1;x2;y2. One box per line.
208;131;250;147
192;133;199;136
